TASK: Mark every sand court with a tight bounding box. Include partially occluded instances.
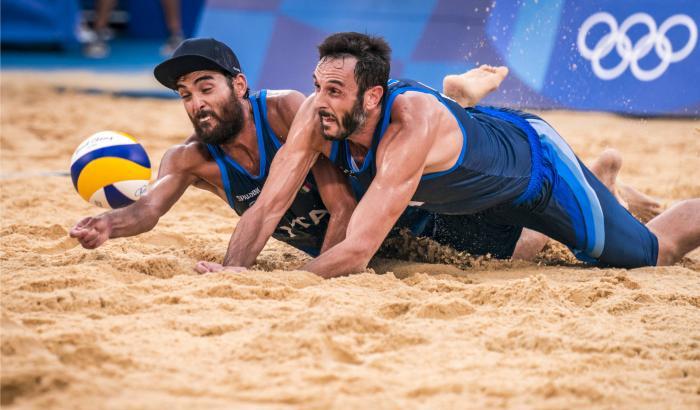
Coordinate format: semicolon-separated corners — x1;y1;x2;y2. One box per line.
1;72;699;409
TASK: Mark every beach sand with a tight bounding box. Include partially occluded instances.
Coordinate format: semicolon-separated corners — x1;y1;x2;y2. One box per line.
1;73;699;409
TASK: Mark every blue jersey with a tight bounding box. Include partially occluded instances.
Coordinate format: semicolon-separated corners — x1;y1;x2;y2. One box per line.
329;79;539;214
206;88;529;260
330;79;657;268
206;90;329;255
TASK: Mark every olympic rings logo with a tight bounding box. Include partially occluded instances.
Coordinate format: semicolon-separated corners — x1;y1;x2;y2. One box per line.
577;12;697;81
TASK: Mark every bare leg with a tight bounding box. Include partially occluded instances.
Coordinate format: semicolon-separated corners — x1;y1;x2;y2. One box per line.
647;199;700;265
587;148;627;207
619;184;663;223
93;0;117;32
160;0;182;37
84;0;116;58
159;0;184;56
442;65;509;107
511;229;548;260
587;148;662;222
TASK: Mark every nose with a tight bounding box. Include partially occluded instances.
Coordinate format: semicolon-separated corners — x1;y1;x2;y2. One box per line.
313;91;329;112
188;93;207;113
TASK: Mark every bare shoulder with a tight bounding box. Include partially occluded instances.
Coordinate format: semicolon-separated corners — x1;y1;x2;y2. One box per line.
161;140;212;172
264;89;306;140
265;89;305;107
383;92;439;146
390;91;438;121
381;91;461;176
374;92;443;166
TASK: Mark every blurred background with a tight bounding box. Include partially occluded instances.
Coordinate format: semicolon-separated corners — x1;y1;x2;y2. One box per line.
1;0;699;115
1;4;699;407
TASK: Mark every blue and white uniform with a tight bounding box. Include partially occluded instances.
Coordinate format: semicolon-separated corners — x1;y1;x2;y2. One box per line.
330;79;658;267
207;89;522;259
206;90;329;256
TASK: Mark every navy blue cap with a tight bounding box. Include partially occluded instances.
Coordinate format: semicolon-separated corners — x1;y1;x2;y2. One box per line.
154;37;243;90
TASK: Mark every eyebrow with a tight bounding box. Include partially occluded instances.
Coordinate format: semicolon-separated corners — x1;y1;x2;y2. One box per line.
194;75;215;85
176;75;215;90
311;74;344;87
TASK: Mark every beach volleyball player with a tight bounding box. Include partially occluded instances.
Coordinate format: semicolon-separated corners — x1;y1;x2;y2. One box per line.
197;32;700;277
69;38;521;257
69;38;661;264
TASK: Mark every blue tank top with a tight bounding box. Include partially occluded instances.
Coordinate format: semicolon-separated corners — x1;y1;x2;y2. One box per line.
206;90;329;255
329;79;545;215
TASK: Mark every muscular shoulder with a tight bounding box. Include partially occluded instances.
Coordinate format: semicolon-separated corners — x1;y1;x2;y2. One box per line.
390;91;437;123
382;92;439;146
161;140;211;173
263;89;305;142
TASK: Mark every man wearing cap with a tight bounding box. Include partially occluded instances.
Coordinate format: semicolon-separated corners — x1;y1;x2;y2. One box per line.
69;38;650;266
69;38;356;256
67;37;497;254
200;32;698;277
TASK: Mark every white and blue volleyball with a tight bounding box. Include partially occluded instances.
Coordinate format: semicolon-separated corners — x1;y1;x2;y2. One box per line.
70;131;152;209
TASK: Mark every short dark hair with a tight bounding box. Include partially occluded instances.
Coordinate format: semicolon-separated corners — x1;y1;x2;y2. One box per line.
318;32;391;99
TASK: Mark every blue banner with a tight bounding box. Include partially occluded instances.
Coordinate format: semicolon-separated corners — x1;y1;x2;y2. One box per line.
195;0;699;116
0;0;80;48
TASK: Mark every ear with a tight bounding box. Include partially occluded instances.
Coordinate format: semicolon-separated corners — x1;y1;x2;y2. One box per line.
363;85;384;110
233;74;248;98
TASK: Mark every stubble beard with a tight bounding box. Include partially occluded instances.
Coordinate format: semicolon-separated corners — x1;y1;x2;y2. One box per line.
320;93;366;141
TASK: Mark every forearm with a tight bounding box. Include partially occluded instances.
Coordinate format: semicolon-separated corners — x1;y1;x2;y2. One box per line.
222;206;282;267
319;211;352;254
221;95;325;266
302;240;371;278
105;204;160;238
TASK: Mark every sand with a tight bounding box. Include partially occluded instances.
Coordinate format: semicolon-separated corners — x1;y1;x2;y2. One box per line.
1;72;699;409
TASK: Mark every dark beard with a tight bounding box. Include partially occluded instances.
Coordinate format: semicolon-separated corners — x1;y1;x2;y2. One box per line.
191;94;245;145
321;93;366;141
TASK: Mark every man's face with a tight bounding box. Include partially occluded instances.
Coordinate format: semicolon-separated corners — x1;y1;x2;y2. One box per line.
313;57;366;141
176;70;244;145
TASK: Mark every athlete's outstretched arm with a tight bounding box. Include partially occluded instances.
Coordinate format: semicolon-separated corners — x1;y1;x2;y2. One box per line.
269;90;358;254
69;144;199;248
220;95;325;267
303;94;437;277
311;156;357;253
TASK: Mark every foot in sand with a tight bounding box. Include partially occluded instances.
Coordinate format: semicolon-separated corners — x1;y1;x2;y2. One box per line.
589;148;662;222
442;65;509;107
619;184;663;223
589;148;627;208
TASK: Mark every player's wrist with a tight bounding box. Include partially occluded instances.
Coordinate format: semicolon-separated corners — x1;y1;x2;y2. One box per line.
96;214;116;238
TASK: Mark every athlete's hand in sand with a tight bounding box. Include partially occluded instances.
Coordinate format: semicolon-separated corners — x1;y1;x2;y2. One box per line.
70;216;113;249
194;261;247;274
442;65;509;107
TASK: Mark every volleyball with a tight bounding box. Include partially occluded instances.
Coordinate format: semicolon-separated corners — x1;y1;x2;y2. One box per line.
70;131;152;209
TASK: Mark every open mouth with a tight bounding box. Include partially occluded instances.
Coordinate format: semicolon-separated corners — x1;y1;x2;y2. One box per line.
195;110;216;125
320;113;337;126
